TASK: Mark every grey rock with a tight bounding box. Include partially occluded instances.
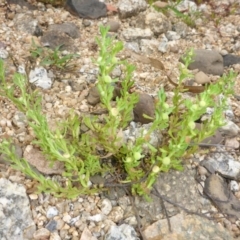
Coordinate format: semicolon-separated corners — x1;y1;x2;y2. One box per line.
230;180;239;192
165;31;180;41
186;49;224;76
133;93;155;124
87;86;101;105
118;0;147;19
105;20;121;32
223;54;240;67
140;39;159;54
122;28;153;41
33;228;50;240
172;22;188;38
176;0;197;12
204;174;240;222
82;19;92;27
65;0;107;19
158;34;169;53
219;120;239;137
105;224;139;240
12;111;28;128
0;178;36;240
29;67;52;89
41;30;75;51
46;206;59;219
98;199;112;216
123;122;162;154
0;48;8;59
45;220;57;232
145;12;171;36
49;23;80;39
200;150;240;180
14;13;42;36
7;0;37;9
143;212;233;240
125;42;140;53
137;168;212;225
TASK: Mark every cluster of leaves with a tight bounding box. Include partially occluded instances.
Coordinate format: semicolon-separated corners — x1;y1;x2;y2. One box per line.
0;26;236;199
30;40;79;71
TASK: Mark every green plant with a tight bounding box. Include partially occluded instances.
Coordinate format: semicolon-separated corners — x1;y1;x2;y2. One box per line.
30;40;79;70
0;26;235;199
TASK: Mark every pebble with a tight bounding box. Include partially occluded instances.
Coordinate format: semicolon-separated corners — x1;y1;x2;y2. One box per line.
33;228;50;240
46;206;59;219
98;199;112;216
194;71;210;84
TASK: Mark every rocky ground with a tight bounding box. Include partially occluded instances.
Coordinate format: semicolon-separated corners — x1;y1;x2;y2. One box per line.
1;0;240;239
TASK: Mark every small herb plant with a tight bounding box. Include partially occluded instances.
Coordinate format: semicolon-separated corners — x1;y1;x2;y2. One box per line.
0;26;235;198
30;40;79;70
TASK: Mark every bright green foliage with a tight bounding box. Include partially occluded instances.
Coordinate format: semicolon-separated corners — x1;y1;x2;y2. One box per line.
0;26;235;199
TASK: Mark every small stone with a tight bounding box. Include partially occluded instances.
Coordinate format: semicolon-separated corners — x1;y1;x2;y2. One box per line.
80;227;97;240
46;220;58;232
98;199;112;216
62;213;71;223
46;206;59;219
153;1;168;8
194;71;210;84
118;0;147;18
29;194;38;200
106;20;120;32
122;28;153;41
125;42;140;53
87;213;104;222
133;93;155;124
33;228;50;240
219;120;239;137
108;206;124;223
29;67;52;89
105;224;139;240
230;180;239;192
145;12;171;36
82;19;91;27
87;86;101;105
50;232;61;240
12;111;28;128
56;219;65;230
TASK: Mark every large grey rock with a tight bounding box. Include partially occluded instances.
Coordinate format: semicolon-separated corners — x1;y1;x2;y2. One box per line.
13;14;42;36
200;150;240;180
204;174;240;222
105;224;139;240
0;178;36;240
145;12;172;36
118;0;147;19
65;0;107;19
143;212;233;240
122;28;153;41
41;30;75;51
223;54;240;67
186;49;224;76
136;168;212;225
49;22;80;39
